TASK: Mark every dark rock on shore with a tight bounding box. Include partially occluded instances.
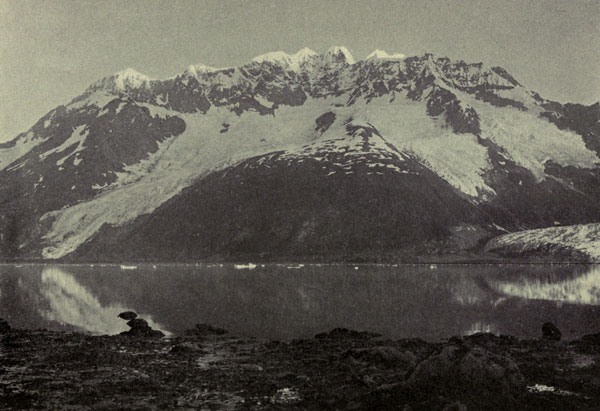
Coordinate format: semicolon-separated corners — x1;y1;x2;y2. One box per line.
581;332;600;345
185;323;228;336
571;332;600;354
542;322;561;341
169;341;205;354
0;318;11;334
315;327;382;340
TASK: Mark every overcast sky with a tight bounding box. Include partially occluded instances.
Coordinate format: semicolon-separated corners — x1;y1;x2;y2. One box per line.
1;0;598;141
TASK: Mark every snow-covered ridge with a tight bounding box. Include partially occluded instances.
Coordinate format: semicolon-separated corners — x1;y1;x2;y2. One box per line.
252;47;318;71
87;67;153;93
366;49;406;61
186;64;224;77
86;46;523;96
113;68;152;90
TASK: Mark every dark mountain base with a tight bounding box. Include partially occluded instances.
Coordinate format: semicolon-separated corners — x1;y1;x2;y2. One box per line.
64;148;600;263
68;154;486;262
2;322;600;410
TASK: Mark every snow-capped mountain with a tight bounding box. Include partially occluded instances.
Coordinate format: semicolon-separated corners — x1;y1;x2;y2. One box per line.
1;47;599;262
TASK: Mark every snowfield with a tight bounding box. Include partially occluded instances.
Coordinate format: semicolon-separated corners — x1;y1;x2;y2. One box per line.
0;132;46;171
41;98;344;258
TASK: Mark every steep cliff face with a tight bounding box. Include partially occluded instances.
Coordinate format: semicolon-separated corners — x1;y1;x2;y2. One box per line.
1;47;599;261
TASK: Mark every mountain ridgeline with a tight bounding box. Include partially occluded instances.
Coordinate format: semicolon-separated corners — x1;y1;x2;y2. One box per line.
1;47;599;262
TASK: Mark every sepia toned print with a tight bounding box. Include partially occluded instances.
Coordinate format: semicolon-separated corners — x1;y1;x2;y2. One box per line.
1;0;599;409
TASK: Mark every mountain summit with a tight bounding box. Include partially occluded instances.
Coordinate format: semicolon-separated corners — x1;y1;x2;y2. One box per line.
1;47;599;262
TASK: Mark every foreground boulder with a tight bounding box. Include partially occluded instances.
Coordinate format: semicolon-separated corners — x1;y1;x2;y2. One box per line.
406;343;525;408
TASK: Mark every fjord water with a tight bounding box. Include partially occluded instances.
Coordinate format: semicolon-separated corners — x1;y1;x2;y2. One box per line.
1;264;599;340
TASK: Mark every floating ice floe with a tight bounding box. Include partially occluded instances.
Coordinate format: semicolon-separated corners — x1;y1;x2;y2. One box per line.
234;263;257;270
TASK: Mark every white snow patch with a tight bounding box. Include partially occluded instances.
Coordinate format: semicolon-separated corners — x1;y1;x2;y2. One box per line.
67;91;116;111
527;384;580;396
112;68;152;90
155;94;167;106
186;64;228;77
39;125;88;166
0;131;46;171
115;100;128;114
137;103;174;119
92;182;109;190
254;94;273;108
492;223;510;233
366;49;406;60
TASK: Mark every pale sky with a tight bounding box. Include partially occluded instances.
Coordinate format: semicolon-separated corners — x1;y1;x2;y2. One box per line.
1;0;598;141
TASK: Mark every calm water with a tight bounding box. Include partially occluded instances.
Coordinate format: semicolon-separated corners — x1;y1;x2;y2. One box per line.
0;263;599;340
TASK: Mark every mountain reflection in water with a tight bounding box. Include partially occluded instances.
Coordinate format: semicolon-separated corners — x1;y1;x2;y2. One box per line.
38;266;165;335
489;265;600;305
0;263;598;340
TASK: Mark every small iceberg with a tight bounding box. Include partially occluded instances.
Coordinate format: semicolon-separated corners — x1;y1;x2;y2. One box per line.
234;263;257;270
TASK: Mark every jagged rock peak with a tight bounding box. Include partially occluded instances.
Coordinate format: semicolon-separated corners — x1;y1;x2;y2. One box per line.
87;67;152;93
251;47;318;70
111;68;152;89
324;45;355;64
366;49;406;60
185;64;224;77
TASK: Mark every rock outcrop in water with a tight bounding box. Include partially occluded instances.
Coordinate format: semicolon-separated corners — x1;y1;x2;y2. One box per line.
118;312;164;338
0;318;11;334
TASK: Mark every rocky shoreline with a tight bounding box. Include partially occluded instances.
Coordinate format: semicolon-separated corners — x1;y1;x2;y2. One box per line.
1;315;599;410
